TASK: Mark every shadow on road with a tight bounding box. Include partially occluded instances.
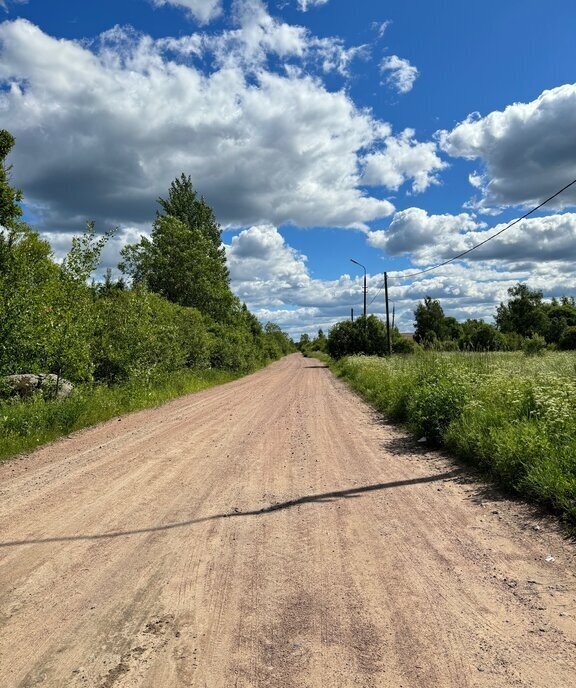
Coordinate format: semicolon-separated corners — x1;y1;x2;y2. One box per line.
0;468;465;548
303;365;328;369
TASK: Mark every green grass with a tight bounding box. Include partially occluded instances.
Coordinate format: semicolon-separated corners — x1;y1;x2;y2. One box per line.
321;351;576;525
0;368;244;460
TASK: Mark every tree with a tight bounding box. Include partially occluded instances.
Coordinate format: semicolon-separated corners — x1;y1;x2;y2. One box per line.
327;320;356;359
310;328;327;352
0;130;23;232
121;178;235;322
414;297;448;344
459;320;504;351
297;333;311;352
543;297;576;344
496;283;548;338
559;326;576;350
157;174;227;269
327;316;387;359
0;224;59;375
120;214;235;322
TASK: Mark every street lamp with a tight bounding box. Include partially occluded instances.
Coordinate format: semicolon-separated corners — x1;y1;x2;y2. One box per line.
350;258;367;320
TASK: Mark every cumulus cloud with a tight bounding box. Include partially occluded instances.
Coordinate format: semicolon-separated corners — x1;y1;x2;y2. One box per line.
360;206;576;332
368;206;576;268
380;54;419;94
227;224;309;284
151;0;223;24
225;223;576;335
362;129;447;193
0;14;401;233
439;83;576;211
367;208;483;259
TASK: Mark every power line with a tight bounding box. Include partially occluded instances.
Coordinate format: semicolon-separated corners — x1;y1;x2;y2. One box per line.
368;176;576;306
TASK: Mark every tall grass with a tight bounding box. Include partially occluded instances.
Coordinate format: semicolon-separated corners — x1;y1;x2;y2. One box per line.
330;352;576;524
0;368;242;460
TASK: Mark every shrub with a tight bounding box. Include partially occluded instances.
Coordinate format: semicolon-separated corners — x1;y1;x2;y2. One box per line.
523;334;547;357
559;326;576;350
408;374;469;444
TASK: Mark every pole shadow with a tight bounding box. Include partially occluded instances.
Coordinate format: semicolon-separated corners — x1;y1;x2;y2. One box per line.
0;469;464;548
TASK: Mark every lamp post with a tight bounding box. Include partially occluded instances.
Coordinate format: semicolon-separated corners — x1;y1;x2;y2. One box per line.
350;259;367;320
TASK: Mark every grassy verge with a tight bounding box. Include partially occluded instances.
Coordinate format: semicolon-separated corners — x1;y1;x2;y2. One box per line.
0;368;245;461
314;351;576;525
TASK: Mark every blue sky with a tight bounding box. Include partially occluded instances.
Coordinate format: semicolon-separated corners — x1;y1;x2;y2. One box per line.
2;0;576;334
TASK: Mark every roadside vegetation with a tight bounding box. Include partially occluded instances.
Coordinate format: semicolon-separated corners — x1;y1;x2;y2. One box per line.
302;288;576;525
0;130;294;458
330;352;576;524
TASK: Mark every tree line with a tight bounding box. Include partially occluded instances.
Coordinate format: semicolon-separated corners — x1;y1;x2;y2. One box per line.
303;283;576;360
413;284;576;353
0;130;294;386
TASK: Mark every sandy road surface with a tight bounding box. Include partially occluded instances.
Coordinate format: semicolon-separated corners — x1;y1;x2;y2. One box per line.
0;354;575;688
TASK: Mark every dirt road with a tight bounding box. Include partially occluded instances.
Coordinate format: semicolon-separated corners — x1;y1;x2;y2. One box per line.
0;354;575;687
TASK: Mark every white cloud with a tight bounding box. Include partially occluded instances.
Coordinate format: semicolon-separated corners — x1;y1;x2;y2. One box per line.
1;0;29;12
362;129;447;193
367;208;483;259
439;83;576;211
297;0;329;11
368;207;576;267
210;1;368;76
380;54;419;94
226;225;576;335
363;209;576;331
227;224;309;283
151;0;223;24
0;16;399;233
372;21;392;39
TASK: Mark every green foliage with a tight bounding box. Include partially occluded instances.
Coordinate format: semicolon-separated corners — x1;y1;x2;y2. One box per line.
559;326;576;350
0;129;23;229
414;296;460;345
408;372;469;444
92;290;211;382
523;333;547;357
157;173;225;256
120;214;235;321
459;320;505;351
0;368;240;461
327;315;388;359
0;225;59;375
496;283;549;338
0;136;292;392
297;333;311;353
333;352;576;524
391;332;416;354
121;175;234;322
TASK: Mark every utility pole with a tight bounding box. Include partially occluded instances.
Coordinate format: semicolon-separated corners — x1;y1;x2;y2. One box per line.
384;271;392;356
350;259;367;320
351;308;354;322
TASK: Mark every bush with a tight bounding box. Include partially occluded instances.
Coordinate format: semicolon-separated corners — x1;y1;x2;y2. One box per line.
408;374;469;444
559;326;576;350
92;291;211;382
523;334;547;357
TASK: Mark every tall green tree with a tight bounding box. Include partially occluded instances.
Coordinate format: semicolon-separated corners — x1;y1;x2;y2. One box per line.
121;214;235;321
496;283;549;338
157;174;227;269
414;296;449;344
121;176;235;322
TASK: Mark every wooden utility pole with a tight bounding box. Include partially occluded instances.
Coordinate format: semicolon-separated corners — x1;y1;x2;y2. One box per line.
384;272;392;356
